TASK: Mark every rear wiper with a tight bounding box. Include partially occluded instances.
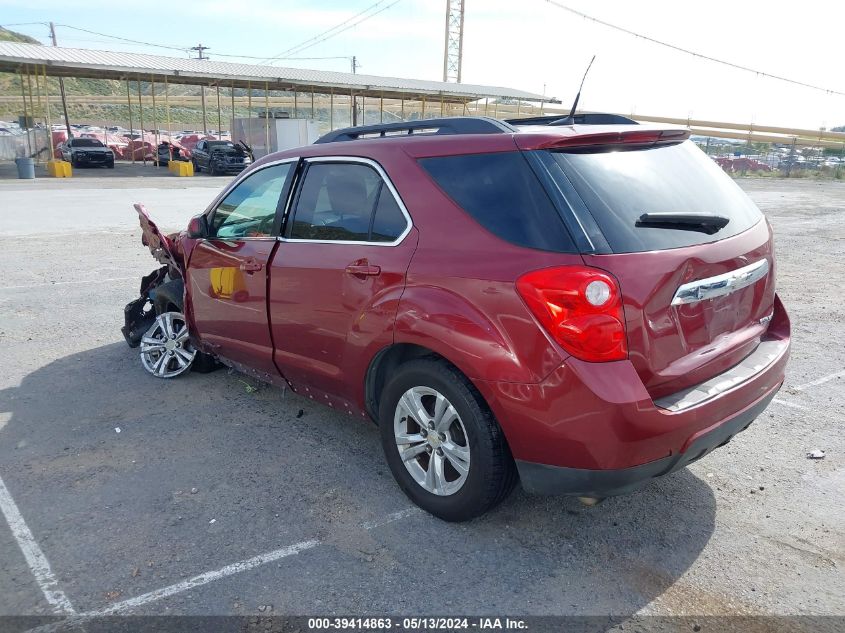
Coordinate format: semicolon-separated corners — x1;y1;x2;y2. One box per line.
636;212;730;235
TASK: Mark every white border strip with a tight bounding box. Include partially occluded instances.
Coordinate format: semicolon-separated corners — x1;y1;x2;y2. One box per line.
0;475;76;614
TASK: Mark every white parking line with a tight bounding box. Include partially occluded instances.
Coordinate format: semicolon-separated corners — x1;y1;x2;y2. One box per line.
87;539;319;616
84;507;420;616
793;369;845;392
772;398;808;410
0;475;76;615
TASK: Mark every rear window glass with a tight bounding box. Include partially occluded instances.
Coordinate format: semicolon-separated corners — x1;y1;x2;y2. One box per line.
418;152;576;253
548;141;763;253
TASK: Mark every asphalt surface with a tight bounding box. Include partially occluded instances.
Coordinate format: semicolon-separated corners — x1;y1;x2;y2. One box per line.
0;170;842;626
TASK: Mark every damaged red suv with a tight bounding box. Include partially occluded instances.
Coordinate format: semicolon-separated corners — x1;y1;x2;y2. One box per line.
123;115;790;521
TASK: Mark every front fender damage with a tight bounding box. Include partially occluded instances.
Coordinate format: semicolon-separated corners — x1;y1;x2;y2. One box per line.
122;204;186;348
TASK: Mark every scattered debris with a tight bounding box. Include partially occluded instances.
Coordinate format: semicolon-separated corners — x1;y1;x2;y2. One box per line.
806;449;826;460
209;518;216;524
296;409;305;418
190;487;198;494
104;590;122;601
131;567;140;578
114;427;121;433
238;379;258;394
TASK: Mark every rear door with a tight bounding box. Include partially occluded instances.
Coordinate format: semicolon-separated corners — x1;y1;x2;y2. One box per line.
269;157;417;405
541;140;776;397
187;160;296;378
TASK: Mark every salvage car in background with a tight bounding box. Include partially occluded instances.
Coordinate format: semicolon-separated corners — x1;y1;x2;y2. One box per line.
123;116;790;521
191;139;253;175
59;137;115;168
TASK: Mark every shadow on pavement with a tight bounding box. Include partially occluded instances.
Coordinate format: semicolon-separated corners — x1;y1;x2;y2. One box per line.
0;342;717;619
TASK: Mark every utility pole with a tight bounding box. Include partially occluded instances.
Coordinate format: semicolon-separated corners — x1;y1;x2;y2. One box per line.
351;56;358;126
49;22;72;139
191;46;211;133
191;44;210;60
442;0;465;82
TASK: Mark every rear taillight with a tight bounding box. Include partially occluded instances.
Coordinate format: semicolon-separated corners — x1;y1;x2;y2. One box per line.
516;266;628;362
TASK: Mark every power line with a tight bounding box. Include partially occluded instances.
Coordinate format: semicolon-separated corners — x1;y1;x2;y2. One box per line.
263;0;401;63
0;22;48;28
47;23;355;65
542;0;845;97
263;0;387;61
54;24;188;53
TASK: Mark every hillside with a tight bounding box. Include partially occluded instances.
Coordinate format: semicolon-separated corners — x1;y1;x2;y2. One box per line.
0;26;40;44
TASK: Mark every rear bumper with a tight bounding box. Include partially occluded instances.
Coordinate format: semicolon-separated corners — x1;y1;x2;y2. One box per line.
475;294;790;495
516;388;776;496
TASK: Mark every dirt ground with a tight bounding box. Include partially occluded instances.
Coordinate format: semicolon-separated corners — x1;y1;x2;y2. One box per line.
0;173;842;630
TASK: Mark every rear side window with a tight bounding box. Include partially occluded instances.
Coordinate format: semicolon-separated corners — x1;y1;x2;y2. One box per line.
547;141;763;253
419;152;576;253
289;162;408;243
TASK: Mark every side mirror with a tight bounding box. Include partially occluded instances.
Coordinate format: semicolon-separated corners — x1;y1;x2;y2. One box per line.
187;214;209;239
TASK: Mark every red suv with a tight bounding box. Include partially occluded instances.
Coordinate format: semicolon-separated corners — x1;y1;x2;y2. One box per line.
123;116;790;522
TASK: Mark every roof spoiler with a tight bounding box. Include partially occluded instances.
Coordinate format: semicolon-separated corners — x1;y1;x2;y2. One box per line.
507;113;638;126
519;128;690;151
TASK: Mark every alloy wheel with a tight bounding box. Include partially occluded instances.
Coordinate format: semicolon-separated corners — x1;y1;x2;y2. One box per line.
394;386;471;496
139;312;196;378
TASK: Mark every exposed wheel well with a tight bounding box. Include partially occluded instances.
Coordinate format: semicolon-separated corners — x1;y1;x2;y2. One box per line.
365;343;472;422
152;279;185;315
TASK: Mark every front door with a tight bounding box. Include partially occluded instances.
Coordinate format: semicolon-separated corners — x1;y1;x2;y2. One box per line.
187;161;295;378
269;158;417;405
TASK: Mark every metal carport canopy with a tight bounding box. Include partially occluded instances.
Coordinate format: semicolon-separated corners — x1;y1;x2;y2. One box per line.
0;42;548;103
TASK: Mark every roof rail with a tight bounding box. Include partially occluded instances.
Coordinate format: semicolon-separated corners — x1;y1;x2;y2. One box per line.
314;116;518;144
506;113;638;126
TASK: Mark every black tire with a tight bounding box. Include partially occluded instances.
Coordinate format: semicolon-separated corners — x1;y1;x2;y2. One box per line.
106;161;115;169
192;159;201;173
378;358;516;522
209;161;218;177
152;279;219;374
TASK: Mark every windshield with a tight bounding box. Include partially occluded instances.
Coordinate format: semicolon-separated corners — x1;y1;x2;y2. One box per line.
73;138;104;147
208;141;235;149
546;140;763;253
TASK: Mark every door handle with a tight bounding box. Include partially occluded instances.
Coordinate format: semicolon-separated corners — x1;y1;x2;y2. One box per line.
345;262;381;277
239;258;263;273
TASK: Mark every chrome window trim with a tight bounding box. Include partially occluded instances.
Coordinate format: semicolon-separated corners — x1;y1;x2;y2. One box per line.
671;259;769;306
279;155;413;248
204;157;300;241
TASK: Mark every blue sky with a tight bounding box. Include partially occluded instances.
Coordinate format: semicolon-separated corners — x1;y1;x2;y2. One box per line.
2;0;843;129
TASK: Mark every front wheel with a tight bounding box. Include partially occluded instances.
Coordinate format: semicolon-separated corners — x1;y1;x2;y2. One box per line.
379;358;516;522
140;312;196;378
192;159;201;173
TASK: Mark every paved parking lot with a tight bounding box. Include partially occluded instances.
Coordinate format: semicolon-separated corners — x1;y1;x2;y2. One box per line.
0;172;842;627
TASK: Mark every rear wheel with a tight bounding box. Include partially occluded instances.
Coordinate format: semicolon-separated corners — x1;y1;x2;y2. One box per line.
378;358;516;522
